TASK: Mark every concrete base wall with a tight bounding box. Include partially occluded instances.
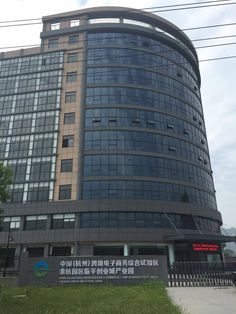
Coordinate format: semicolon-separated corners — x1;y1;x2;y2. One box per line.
0;276;19;288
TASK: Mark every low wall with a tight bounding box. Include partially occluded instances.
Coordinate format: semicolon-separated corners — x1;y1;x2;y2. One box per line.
0;276;19;287
19;253;168;286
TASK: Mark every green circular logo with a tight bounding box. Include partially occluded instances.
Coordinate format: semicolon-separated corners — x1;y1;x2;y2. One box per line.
33;260;49;278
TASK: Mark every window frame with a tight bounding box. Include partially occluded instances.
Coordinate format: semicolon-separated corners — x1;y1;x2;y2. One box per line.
59;184;72;200
65;91;76;103
62;135;74;148
67;53;78;63
68;35;79;45
66;71;77;83
64;112;75;124
48;38;59;49
61;159;73;172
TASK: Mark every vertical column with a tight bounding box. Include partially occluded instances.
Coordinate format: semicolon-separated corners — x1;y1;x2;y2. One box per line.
73;242;79;256
124;244;129;256
168;244;175;265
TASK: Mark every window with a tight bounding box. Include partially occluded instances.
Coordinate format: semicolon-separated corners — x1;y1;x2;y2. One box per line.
59;184;72;200
94;246;123;256
27;247;44;257
30;161;51;181
27;186;50;202
67;53;78;63
2;217;21;231
68;35;79;45
51;246;71;256
64;112;75;124
51;23;60;30
11;164;27;183
48;38;59;48
65;91;76;103
61;159;73;172
9;187;24;203
70;19;80;27
62;135;74;147
52;213;75;229
66;72;77;83
25;215;47;230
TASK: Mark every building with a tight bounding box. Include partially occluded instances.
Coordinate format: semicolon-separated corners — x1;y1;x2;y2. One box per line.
0;6;232;265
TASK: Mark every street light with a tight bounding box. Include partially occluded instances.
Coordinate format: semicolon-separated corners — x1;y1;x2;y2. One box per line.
3;226;14;277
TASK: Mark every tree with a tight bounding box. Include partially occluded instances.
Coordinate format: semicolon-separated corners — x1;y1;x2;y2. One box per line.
0;163;12;221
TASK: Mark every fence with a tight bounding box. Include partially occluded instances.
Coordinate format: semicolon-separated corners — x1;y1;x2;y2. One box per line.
0;256;20;276
168;260;236;287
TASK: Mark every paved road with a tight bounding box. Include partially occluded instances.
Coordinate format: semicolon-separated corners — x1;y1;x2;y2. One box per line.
167;286;236;314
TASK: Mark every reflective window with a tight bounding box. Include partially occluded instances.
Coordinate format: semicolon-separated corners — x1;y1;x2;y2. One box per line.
51;246;71;256
27;186;50;202
9;163;27;183
27;247;44;257
67;53;78;63
85;87;204;130
68;35;79;45
85;107;206;146
87;32;197;80
82;180;217;209
61;159;73;172
83;154;214;191
79;211;220;233
70;20;80;27
62;135;74;147
51;23;60;30
65;91;76;103
52;213;75;229
84;130;210;167
66;72;77;83
64;112;75;124
2;216;21;231
25;215;47;230
87;67;200;107
48;38;59;49
30;161;52;181
87;48;198;89
59;184;72;200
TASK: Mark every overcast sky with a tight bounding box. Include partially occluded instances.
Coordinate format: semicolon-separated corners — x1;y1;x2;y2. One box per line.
0;0;235;228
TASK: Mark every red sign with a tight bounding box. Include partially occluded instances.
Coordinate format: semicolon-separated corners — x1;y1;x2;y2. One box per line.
192;243;220;252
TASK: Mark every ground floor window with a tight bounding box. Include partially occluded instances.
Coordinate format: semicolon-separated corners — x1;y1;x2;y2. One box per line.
27;247;44;257
51;246;71;256
129;246;167;256
93;246;123;256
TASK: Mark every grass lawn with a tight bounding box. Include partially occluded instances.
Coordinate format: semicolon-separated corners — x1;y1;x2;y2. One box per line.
0;282;181;314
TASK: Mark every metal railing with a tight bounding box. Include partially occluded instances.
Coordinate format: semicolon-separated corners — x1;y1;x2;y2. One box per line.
168;260;236;287
0;256;20;276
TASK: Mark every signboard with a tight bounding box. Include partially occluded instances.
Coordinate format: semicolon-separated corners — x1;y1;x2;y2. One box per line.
192;243;220;252
19;253;168;286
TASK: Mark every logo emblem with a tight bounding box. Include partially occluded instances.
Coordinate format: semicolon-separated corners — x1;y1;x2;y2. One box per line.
33;260;49;278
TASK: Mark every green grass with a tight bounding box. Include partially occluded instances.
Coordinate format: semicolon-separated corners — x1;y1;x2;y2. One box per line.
0;282;181;314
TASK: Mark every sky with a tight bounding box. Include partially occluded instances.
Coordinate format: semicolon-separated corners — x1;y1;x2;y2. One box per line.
0;0;235;228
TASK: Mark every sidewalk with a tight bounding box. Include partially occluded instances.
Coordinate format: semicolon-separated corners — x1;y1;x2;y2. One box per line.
167;286;236;314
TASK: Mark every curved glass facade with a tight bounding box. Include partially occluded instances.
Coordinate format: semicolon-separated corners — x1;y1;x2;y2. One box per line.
80;211;220;233
83;30;217;212
84;155;214;190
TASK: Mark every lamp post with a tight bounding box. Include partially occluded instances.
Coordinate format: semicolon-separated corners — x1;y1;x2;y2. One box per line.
3;226;14;277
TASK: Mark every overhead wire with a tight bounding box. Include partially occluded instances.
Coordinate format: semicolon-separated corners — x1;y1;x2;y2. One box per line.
0;39;236;80
1;17;236;52
0;0;235;75
0;0;235;28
